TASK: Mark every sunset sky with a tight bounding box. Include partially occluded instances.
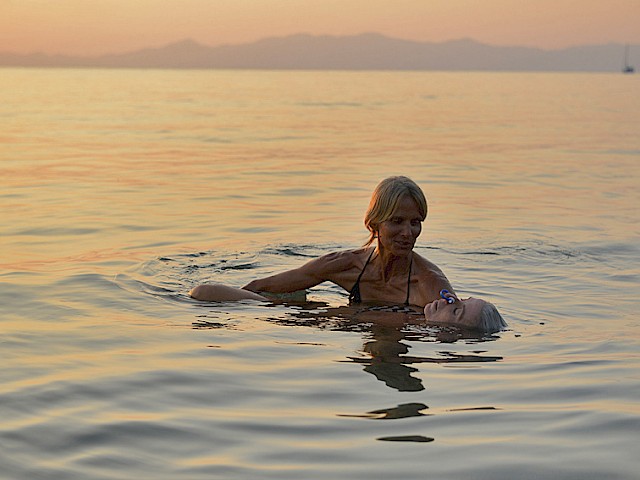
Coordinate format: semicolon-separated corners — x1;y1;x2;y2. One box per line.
2;0;639;56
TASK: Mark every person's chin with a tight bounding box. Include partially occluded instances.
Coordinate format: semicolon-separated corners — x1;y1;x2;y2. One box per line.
426;315;444;323
393;242;414;255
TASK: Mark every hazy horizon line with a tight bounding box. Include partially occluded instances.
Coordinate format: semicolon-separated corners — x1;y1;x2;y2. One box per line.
4;32;637;58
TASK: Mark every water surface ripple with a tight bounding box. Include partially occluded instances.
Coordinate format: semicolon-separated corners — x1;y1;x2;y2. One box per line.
1;69;639;479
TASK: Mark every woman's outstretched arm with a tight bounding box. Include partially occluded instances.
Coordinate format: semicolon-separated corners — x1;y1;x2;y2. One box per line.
243;251;353;294
191;251;355;302
189;284;268;302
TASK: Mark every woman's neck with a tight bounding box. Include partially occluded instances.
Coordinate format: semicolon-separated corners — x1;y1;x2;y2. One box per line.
375;246;412;282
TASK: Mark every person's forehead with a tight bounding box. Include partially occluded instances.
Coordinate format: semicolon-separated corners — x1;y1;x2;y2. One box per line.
463;298;485;318
392;195;420;213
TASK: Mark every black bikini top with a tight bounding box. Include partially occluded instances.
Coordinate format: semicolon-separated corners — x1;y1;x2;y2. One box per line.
348;249;413;306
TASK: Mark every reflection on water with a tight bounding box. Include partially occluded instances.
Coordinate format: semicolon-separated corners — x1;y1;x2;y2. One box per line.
339;402;430;420
196;298;506;394
353;325;502;392
377;435;435;443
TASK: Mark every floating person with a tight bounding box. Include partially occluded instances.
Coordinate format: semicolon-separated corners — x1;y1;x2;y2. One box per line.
190;175;506;333
424;290;507;333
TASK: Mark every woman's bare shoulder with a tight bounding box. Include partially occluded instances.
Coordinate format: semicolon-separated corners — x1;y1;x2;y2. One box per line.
412;252;445;272
311;248;370;274
412;252;451;284
410;252;453;302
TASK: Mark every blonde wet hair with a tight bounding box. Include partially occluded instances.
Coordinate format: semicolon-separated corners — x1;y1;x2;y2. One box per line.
364;176;428;247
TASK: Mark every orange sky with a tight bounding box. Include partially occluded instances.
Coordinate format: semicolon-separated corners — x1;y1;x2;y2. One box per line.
1;0;639;56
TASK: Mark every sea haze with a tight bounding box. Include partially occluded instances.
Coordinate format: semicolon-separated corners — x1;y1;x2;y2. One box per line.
0;33;637;72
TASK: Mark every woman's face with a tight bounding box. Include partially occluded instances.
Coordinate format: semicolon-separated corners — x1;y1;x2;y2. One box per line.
376;195;423;257
424;297;487;328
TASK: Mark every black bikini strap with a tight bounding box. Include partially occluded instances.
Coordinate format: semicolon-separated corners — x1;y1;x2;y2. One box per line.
356;248;375;284
404;256;413;306
350;249;412;305
348;248;375;304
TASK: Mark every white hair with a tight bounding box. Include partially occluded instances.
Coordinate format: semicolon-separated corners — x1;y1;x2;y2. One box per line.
479;302;508;333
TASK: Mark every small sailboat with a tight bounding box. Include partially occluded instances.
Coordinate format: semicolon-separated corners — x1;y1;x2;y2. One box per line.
622;44;634;74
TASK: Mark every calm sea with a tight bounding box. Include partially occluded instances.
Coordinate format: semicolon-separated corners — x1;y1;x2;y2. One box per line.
1;68;639;479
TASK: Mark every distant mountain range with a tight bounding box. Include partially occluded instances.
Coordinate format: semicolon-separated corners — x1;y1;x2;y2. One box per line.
1;33;636;72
